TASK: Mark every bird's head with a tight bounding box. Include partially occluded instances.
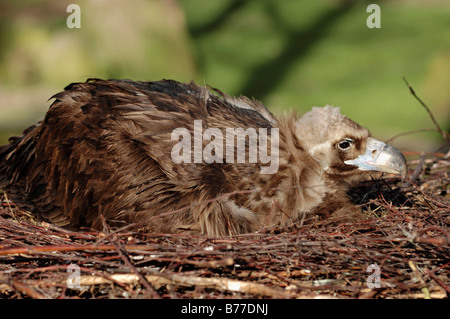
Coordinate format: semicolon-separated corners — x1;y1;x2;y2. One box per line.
295;105;407;183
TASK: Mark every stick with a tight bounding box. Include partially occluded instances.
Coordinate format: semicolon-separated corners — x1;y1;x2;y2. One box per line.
72;273;294;298
100;216;160;299
10;281;47;299
402;152;426;188
112;241;161;299
402;77;450;144
0;243;164;256
386;128;437;144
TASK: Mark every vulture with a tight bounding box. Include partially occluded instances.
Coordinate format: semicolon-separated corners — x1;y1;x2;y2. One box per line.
0;79;407;236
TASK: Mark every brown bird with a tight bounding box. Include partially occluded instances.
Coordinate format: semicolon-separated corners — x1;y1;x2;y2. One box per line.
0;79;407;236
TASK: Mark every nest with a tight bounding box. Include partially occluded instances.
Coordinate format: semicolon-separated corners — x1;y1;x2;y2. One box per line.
0;151;448;299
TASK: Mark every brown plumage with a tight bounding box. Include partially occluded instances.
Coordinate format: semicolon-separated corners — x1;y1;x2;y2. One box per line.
0;79;407;236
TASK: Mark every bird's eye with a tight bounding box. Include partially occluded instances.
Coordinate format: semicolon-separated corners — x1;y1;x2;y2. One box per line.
337;139;353;151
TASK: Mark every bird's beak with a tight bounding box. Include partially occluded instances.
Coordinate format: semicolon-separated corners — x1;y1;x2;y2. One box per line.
344;137;407;178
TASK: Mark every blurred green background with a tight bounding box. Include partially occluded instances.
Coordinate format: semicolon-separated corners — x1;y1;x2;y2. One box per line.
0;0;449;153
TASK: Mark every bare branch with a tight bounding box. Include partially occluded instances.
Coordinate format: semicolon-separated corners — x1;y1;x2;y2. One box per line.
402;77;450;144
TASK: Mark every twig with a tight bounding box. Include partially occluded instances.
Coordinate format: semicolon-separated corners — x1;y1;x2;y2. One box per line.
386;128;437;144
73;272;294;298
101;216;160;299
402;152;426;188
112;241;161;299
425;269;450;294
0;243;146;256
10;281;47;299
2;193;16;221
402;77;450;144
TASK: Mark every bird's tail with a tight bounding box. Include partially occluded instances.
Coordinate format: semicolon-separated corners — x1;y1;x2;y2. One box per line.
0;124;40;210
0;136;22;187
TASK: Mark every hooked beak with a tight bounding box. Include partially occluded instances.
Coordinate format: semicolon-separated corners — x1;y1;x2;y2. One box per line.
344;137;407;178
